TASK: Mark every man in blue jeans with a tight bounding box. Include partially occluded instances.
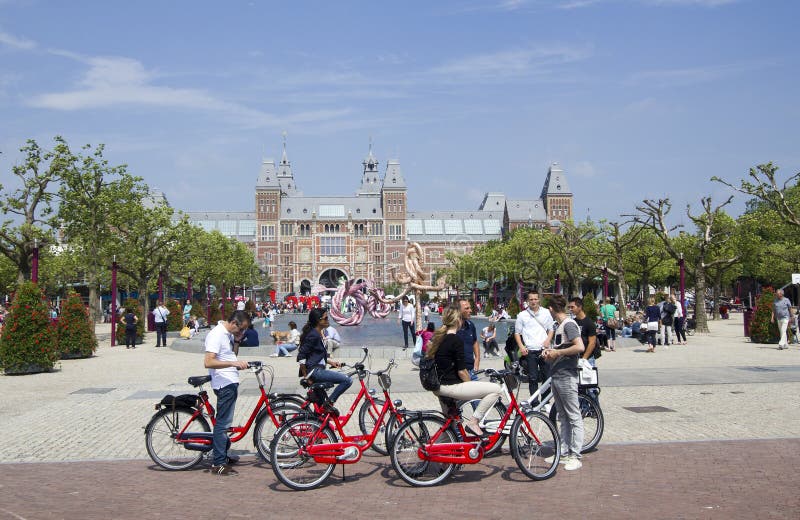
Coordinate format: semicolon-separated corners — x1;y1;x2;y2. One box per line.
204;310;251;475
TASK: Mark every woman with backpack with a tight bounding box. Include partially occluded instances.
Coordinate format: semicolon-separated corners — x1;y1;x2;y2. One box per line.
425;306;501;437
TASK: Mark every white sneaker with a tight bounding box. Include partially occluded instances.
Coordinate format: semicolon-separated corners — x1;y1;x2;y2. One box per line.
269;353;279;357
564;457;582;471
545;454;571;465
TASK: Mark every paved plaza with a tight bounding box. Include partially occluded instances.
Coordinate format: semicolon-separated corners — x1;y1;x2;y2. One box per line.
1;313;799;518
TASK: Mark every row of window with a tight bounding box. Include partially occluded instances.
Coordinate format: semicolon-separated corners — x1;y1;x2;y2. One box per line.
273;222;383;237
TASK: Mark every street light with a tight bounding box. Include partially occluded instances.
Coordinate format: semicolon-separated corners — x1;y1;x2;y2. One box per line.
32;238;40;283
111;255;118;347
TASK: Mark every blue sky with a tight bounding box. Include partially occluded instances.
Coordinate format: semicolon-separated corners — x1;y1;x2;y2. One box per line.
1;0;798;224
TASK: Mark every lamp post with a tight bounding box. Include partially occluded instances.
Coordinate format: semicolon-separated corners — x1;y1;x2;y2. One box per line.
206;280;211;325
603;265;609;300
111;255;118;347
158;271;164;302
32;239;39;283
679;253;686;316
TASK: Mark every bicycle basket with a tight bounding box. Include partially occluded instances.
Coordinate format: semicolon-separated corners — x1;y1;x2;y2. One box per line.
378;372;391;391
503;373;518;391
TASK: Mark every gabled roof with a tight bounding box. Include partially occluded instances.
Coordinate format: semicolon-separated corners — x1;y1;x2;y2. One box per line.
357;144;382;195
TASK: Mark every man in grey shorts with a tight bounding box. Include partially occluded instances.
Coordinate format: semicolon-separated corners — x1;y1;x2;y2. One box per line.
771;289;793;350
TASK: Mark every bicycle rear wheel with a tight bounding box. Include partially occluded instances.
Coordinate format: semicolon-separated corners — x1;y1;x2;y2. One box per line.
390;414;456;487
549;393;604;453
253;403;303;461
145;407;210;470
510;410;559;480
270;417;337;491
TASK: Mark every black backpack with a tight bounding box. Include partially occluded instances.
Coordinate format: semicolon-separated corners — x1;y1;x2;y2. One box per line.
418;356;441;391
663;302;675;317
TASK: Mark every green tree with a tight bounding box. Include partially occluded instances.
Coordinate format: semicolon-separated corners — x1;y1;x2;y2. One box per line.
623;227;670;303
0;138;71;282
635;197;740;333
0;281;59;373
57;292;97;359
582;293;599;321
109;196;194;319
57;142;145;321
713;163;800;229
543;221;597;297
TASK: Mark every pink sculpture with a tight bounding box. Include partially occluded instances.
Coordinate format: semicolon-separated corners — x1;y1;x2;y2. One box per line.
328;242;445;327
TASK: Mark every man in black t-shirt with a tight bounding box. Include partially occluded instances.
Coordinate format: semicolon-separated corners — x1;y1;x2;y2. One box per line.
569;297;598;365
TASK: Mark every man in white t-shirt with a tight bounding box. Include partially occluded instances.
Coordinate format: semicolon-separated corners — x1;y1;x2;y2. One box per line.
204;310;250;475
236;299;246;311
323;324;342;352
514;291;554;399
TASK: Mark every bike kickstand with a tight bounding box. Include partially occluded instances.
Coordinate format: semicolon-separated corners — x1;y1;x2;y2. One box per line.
341;464;346;481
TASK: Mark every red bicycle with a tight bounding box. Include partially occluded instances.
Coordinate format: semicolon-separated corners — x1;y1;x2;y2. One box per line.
144;361;303;470
269;354;402;490
389;368;560;486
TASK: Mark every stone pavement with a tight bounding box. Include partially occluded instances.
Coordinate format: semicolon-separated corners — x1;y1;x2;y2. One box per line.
1;313;799;518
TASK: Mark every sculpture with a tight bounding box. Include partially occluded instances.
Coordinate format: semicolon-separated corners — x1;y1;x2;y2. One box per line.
327;242;445;328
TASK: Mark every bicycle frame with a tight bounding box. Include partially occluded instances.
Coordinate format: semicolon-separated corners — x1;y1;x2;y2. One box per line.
167;365;295;449
301;392;395;464
420;382;545;465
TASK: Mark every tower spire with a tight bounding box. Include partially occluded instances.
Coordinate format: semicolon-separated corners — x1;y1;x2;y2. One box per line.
281;131;289;165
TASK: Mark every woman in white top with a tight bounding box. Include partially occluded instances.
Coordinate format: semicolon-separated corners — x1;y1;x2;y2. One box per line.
398;296;416;350
672;295;687;345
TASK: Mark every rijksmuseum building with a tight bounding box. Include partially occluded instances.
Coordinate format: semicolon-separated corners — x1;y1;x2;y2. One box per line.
184;143;573;298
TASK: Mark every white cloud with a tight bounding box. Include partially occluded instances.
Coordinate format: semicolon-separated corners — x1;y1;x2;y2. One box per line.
628;61;768;87
27;55;354;129
0;30;36;50
431;45;592;82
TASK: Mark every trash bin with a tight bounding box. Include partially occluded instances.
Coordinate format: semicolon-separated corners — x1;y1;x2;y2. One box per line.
743;308;754;337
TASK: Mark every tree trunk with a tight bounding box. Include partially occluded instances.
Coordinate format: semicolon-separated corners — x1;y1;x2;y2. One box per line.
694;263;709;333
616;277;628;317
712;272;723;321
88;284;101;323
139;281;150;322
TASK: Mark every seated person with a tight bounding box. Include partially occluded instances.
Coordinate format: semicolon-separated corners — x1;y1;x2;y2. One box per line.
419;322;435;353
271;321;300;357
621;317;633;338
323;324;342;352
241;322;259;346
480;323;500;357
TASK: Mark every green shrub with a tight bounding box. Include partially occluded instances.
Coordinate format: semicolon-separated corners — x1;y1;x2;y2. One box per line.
507;296;520;318
750;289;779;343
210;298;234;322
166;299;183;331
0;282;59;374
583;294;599;321
58;293;97;359
116;298;144;345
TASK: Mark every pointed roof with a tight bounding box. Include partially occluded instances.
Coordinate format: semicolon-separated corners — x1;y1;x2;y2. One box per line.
357;140;381;195
381;159;406;191
275;134;301;196
540;162;571;199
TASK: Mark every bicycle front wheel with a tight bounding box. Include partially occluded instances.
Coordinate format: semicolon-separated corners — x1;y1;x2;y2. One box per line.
145;407;210;470
253;403;303;461
510;410;559;480
390;414;456;487
270;417;337;491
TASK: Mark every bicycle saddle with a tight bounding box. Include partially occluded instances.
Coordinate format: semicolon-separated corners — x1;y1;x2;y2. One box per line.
187;375;212;387
310;382;335;390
